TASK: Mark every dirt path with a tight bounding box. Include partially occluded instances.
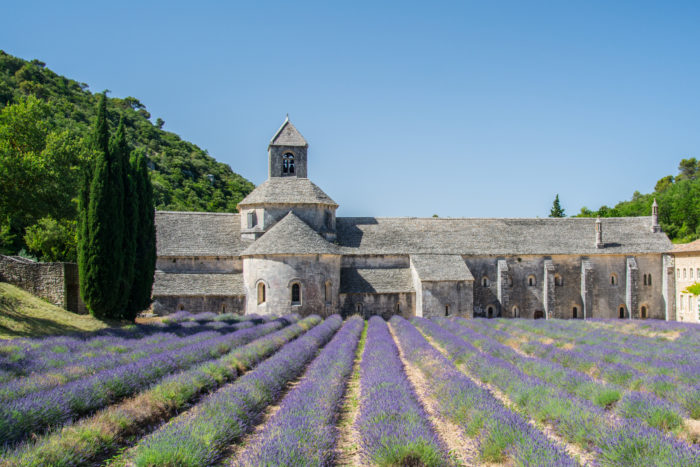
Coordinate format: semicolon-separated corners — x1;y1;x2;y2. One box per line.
334;323;368;467
422;333;595;467
388;323;477;466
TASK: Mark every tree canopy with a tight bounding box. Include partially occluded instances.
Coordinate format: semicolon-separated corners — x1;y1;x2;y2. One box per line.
549;194;565;218
0;50;254;261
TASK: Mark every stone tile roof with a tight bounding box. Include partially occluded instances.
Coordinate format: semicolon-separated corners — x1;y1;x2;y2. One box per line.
237;178;337;207
339;268;414;293
672;239;700;253
269;119;308;147
241;212;340;256
411;254;474;281
155;211;249;257
152;272;244;296
336;217;673;255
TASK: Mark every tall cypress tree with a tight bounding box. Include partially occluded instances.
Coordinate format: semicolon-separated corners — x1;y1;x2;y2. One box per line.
78;93;125;318
549;194;566;218
110;117;136;316
126;150;156;316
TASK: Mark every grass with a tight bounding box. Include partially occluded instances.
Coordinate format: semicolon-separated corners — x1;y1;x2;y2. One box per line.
0;283;121;339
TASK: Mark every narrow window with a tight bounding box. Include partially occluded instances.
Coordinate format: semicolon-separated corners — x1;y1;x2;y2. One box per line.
573;306;578;319
482;277;489;287
677;268;680;279
247;211;257;229
648;274;651;286
681;295;684;311
611;274;617;286
282;153;295;175
512;305;519;318
643;274;647;286
683;269;687;279
528;275;536;286
291;283;301;305
325;281;331;304
619;306;625;319
691;269;694;279
641;306;647;319
257;282;266;304
221;304;227;313
555;275;563;286
487;306;494;318
445;305;450;317
396;302;401;314
356;303;363;314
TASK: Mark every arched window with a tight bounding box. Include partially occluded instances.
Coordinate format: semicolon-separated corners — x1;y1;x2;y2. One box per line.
611;274;618;286
396;302;401;314
291;283;301;305
677;268;680;279
573;306;578;319
221;304;227;313
445;305;450;317
683;268;687;279
482;277;489;287
619;306;625;319
512;305;519;318
282;153;295;174
487;306;494;318
554;275;563;286
257;282;266;304
643;274;647;286
691;269;694;279
641;306;647;319
177;304;185;311
648;274;651;286
325;281;332;304
528;275;536;287
356;303;363;314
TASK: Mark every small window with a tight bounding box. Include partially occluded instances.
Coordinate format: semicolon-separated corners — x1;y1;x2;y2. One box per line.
677;268;680;279
573;306;578;319
291;283;301;305
619;306;625;319
257;282;266;304
528;275;536;287
611;274;618;286
512;305;519;318
247;211;257;229
282;153;295;175
396;302;401;314
445;305;450;317
681;295;684;311
221;304;227;313
482;277;489;287
554;275;563;286
177;304;185;311
643;274;647;286
683;269;687;279
487;306;494;318
356;303;363;314
325;281;332;304
641;306;647;319
691;269;694;279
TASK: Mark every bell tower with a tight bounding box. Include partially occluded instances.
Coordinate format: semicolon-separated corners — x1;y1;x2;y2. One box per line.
268;116;308;178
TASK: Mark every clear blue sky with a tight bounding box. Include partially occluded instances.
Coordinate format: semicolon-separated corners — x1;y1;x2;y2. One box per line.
4;1;700;218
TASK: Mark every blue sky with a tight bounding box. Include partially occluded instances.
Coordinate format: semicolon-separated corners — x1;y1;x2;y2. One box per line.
4;1;700;217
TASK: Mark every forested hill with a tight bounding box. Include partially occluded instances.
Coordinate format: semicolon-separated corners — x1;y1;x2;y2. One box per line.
0;51;254;212
0;50;254;261
575;158;700;243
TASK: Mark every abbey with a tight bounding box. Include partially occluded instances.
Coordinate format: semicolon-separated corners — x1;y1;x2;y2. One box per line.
152;119;676;320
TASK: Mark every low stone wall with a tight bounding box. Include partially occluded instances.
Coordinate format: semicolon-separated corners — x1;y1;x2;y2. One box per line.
152;295;246;315
0;255;87;314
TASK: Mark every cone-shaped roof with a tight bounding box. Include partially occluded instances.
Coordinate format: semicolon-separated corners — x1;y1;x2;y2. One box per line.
241;212;339;256
237;177;337;207
269;117;308;147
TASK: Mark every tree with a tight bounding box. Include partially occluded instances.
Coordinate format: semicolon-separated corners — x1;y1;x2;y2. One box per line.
23;217;76;262
126;150;156;317
549;194;565;218
78;93;125;319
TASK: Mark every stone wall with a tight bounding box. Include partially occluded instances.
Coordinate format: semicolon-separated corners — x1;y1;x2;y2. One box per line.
0;255;86;314
156;256;241;274
153;295;245;315
338;292;415;320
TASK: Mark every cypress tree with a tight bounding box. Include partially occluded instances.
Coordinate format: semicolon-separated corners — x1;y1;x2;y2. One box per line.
79;93;125;319
549;194;566;218
110;117;136;317
126;150;156;316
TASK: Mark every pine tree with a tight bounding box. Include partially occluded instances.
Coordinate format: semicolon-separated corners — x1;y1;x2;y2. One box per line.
78;93;125;319
126;150;156;316
110;117;136;317
549;194;566;218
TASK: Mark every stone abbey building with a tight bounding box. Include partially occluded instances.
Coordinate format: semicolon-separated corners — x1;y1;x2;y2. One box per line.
152;119;676;320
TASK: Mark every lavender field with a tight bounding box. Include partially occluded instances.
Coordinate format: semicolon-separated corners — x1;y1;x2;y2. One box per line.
0;313;698;466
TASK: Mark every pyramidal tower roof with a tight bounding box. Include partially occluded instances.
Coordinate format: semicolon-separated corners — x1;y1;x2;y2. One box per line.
241;212;339;256
269;117;308;148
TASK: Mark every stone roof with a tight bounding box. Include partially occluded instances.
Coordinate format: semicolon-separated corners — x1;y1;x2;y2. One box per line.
339;268;414;293
237;178;338;207
152;272;244;296
269;119;308;147
241;212;340;256
672;239;700;253
336;217;673;255
155;211;248;257
411;254;474;281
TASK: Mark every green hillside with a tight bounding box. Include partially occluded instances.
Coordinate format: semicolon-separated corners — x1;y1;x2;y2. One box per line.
0;50;254;261
574;158;700;243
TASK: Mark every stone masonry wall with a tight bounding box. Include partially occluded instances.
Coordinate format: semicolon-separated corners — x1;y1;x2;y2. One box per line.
153;295;245;315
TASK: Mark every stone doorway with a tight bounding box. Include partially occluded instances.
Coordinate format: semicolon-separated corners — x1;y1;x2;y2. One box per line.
534;310;544;319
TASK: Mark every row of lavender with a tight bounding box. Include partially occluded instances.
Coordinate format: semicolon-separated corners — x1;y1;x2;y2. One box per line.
426;318;700;465
1;314;320;466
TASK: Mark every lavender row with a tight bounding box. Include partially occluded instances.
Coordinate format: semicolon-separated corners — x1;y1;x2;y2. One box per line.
354;316;448;466
395;317;576;466
447;318;690;435
121;315;342;467
425;318;700;466
2;315;319;467
473;318;700;418
0;316;295;447
232;315;364;466
0;321;256;402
